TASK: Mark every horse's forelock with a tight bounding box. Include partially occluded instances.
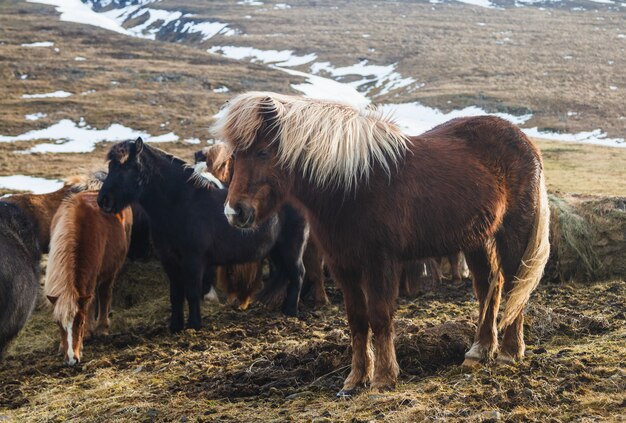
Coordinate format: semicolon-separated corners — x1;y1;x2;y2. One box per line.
107;141;133;164
213;92;290;153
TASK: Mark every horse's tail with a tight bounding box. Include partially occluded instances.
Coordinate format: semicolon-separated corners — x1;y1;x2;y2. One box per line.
498;171;551;330
44;198;80;324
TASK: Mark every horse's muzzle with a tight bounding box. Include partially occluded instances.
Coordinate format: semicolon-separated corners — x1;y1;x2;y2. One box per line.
97;192;114;214
224;202;255;229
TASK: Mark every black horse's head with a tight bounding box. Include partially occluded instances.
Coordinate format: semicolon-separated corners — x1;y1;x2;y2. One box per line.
98;137;145;214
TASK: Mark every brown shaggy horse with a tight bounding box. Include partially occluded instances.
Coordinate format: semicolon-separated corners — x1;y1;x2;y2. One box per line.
45;192;132;365
4;173;104;253
199;143;329;309
214;92;550;395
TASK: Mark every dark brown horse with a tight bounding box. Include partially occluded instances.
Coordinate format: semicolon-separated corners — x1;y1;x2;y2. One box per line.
214;92;550;395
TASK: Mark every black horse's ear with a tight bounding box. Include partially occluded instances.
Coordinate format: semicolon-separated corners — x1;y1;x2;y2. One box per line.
135;137;144;155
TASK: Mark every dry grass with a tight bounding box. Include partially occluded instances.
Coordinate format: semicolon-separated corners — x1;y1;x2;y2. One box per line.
1;259;624;422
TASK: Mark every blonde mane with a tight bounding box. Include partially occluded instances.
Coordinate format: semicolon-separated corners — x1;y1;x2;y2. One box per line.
44;196;80;326
64;171;106;192
212;92;409;190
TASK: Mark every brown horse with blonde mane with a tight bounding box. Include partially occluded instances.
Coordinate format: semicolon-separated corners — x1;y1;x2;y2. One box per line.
214;92;550;395
45;191;132;365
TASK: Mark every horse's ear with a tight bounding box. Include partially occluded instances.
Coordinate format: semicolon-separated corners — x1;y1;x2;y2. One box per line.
47;295;58;305
259;96;282;139
77;295;92;308
135;137;144;155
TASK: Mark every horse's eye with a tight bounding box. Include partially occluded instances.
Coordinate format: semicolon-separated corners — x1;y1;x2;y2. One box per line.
257;150;269;159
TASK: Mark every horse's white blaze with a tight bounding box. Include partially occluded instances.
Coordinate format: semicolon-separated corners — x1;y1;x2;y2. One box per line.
65;322;76;365
204;286;220;303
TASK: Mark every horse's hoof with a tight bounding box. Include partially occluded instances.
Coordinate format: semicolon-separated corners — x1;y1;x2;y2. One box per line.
239;298;252;310
496;352;517;365
170;324;184;333
370;384;396;393
282;305;298;317
336;388;358;398
461;357;483;368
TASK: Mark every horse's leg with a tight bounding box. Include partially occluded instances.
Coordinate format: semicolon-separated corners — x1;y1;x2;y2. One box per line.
256;252;287;310
203;265;220;304
282;258;305;317
84;292;98;340
160;259;185;332
448;253;463;283
183;257;204;330
463;246;502;366
303;242;328;308
427;258;442;285
334;266;372;396
496;225;531;364
95;275;115;336
364;259;401;392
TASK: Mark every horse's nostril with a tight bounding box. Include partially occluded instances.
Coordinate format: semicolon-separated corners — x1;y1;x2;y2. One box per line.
234;206;243;217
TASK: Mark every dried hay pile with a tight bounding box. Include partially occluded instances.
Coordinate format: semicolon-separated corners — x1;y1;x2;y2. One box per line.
546;194;626;282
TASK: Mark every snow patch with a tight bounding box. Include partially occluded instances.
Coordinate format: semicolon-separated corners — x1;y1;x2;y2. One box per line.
523;127;624;148
0;119;179;153
456;0;495;8
276;67;370;108
25;113;47;121
208;46;317;67
0;175;63;194
27;0;129;35
22;91;72;99
21;41;54;47
310;60;416;96
380;102;532;137
74;56;86;61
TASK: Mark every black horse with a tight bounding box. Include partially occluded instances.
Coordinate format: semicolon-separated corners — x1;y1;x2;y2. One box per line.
0;202;40;355
97;138;307;331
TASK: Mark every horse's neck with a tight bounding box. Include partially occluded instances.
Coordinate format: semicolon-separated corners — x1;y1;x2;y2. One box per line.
289;175;353;237
137;150;194;218
7;186;71;248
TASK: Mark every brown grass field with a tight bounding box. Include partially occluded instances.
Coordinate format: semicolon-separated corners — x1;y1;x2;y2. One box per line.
0;1;625;421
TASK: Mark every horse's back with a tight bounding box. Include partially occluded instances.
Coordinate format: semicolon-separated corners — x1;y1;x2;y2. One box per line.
0;202;40;355
51;191;130;283
381;116;542;256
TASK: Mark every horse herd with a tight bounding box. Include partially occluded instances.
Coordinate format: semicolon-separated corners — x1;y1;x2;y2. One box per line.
0;91;550;396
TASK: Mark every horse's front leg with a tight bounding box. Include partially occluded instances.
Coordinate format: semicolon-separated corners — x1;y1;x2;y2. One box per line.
161;259;186;333
281;258;304;317
364;259;401;392
333;266;372;397
180;256;205;330
94;275;115;337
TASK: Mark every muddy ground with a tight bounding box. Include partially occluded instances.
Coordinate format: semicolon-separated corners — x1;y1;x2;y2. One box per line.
1;258;624;422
